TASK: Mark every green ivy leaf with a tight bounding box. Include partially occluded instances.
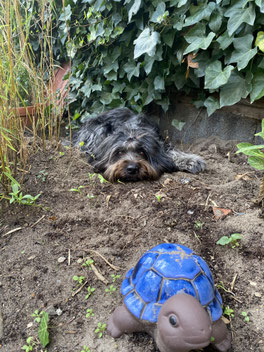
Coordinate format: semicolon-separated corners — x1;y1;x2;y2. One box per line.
216;31;234;50
255;31;264;52
150;2;166;23
256;0;264;13
209;6;223;32
225;3;256;36
134;28;160;59
183;2;216;27
154;76;165;90
59;4;72;21
123;61;141;81
229;35;257;71
204;61;234;90
250;71;264;103
162;30;175;48
128;0;142;22
204;96;220;116
184;24;215;55
220;71;250;108
171;119;185;131
38;312;49;348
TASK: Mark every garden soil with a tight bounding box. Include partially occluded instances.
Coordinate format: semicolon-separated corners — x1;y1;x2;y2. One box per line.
0;136;263;352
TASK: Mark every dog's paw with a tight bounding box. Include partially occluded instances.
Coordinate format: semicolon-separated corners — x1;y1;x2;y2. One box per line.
182;155;206;174
171;151;206;174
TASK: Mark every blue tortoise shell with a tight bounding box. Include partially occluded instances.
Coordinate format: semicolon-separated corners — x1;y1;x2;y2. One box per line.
121;243;223;323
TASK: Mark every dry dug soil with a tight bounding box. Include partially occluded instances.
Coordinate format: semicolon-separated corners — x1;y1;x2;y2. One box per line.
0;137;263;352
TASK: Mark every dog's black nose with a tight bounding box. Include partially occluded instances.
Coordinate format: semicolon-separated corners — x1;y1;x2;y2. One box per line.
126;163;139;175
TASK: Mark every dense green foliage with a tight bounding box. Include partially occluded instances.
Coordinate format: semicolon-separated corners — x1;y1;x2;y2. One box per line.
30;0;264;119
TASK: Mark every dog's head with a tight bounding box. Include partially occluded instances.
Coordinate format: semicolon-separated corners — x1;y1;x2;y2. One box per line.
89;128;176;182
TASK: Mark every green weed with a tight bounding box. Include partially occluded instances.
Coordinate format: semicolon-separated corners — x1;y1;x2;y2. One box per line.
9;181;41;206
105;284;116;294
241;311;250;322
216;233;242;248
80;346;91;352
73;275;85;286
194;220;204;230
223;306;234;318
86;308;95;318
70;186;85;194
94;322;107;338
21;337;35;351
85;286;95;299
111;274;121;283
36;170;48;182
82;259;94;269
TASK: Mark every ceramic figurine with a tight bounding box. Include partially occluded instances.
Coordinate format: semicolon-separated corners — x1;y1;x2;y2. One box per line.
108;243;231;352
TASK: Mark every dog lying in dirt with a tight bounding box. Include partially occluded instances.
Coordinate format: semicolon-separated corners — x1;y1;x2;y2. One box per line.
73;108;205;182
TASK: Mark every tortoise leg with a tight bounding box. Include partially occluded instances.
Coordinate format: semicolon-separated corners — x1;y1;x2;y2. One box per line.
211;318;232;352
107;304;143;338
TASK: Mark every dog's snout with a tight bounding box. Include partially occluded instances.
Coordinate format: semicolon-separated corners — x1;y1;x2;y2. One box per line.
126;163;139;175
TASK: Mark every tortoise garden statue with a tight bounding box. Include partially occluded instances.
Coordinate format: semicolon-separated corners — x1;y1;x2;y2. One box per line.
107;243;231;352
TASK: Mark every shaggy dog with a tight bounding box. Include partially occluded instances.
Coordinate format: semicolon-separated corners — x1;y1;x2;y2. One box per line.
73;108;205;182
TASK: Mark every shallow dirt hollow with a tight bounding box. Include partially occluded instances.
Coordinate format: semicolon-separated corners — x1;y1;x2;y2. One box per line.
0;137;263;352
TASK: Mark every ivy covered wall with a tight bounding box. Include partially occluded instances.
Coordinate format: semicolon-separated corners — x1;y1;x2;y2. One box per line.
28;0;264;120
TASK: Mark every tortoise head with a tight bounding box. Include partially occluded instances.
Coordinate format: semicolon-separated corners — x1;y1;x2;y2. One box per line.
156;294;212;352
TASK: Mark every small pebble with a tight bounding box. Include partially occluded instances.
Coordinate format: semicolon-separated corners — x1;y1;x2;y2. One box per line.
56;308;63;316
58;256;66;263
180;178;190;184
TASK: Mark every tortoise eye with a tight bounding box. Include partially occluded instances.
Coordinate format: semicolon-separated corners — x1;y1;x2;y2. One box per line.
169;315;178;327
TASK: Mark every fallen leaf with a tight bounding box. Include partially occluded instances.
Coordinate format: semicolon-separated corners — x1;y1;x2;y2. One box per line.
213;207;232;220
187;53;199;68
106;195;111;207
221;316;230;324
235;173;252;181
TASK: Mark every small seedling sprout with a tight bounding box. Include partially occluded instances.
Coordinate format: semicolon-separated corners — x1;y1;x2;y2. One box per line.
70;186;85;194
94;322;107;338
194;220;204;230
80;346;91;352
98;174;109;183
87;194;95;199
85;286;95;299
241;311;250;322
86;308;95;318
216;233;242;248
223;306;234;318
82;258;94;268
105;284;116;294
36;170;48;182
73;275;85;286
111;274;121;283
21;336;35;352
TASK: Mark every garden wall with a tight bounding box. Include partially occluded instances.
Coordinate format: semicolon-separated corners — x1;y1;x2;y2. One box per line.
158;96;263;145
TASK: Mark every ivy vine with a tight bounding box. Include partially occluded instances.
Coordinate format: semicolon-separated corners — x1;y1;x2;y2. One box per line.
29;0;264;119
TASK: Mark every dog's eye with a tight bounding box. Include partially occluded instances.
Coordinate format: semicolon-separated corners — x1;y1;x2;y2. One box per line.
139;151;145;157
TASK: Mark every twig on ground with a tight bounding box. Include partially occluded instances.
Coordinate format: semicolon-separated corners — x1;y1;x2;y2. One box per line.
72;281;88;297
3;227;22;237
30;215;45;228
90;249;121;271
